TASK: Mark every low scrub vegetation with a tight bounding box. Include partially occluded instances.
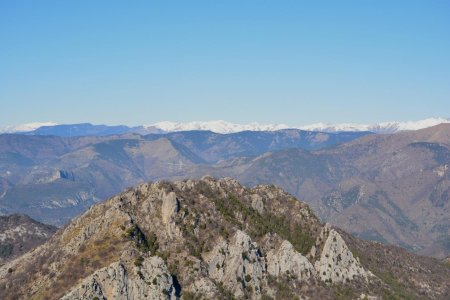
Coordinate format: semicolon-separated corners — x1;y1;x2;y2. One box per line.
213;194;314;255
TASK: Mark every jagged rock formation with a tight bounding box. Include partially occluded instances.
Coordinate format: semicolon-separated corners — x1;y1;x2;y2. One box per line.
314;225;371;283
61;257;177;300
0;177;448;299
206;230;267;298
266;239;314;280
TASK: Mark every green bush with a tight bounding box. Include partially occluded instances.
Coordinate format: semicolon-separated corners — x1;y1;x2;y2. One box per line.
134;256;144;267
125;225;158;255
137;270;144;280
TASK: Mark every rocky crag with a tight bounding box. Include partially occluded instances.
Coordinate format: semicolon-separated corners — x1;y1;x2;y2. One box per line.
0;177;448;299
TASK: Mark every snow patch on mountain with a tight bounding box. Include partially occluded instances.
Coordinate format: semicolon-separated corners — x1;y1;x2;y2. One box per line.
300;117;450;134
145;120;291;134
0;122;59;134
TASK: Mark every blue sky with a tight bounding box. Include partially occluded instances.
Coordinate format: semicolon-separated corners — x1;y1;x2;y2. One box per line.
1;1;450;126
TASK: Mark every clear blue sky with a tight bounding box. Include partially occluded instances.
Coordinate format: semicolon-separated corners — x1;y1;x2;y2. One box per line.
1;1;450;126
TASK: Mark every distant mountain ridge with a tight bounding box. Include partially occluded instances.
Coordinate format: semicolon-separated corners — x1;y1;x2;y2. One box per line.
1;117;449;136
0;129;365;225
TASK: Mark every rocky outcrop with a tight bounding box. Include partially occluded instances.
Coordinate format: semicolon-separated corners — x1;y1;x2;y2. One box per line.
250;194;265;215
206;230;266;298
187;278;218;299
61;256;176;300
161;192;179;224
160;192;180;238
267;240;314;281
315;227;372;283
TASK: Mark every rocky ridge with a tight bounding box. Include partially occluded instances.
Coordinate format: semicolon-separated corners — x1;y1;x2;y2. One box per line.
0;177;448;299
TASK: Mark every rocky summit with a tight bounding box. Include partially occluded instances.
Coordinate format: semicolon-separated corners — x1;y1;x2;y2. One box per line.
0;177;449;299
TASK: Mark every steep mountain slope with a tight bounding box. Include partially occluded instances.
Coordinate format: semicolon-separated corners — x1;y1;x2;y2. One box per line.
235;124;450;258
0;214;56;264
0;134;113;174
145;129;370;163
1;178;448;299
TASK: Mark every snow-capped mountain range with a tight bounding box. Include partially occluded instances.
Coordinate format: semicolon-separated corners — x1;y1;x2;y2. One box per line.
1;118;449;135
144;120;291;134
298;117;450;134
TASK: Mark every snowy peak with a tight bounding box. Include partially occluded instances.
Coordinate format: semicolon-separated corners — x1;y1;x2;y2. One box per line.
0;122;58;134
299;117;450;134
145;120;290;134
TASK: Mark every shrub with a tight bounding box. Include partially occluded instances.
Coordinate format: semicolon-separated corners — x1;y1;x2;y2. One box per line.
125;225;158;254
134;256;144;267
215;281;236;300
137;270;144;280
182;291;199;300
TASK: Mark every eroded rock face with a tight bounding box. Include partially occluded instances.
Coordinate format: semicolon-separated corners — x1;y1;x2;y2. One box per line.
250;194;265;215
267;240;314;281
161;192;179;224
206;230;266;298
315;228;372;283
161;192;180;238
187;278;218;299
61;256;176;300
